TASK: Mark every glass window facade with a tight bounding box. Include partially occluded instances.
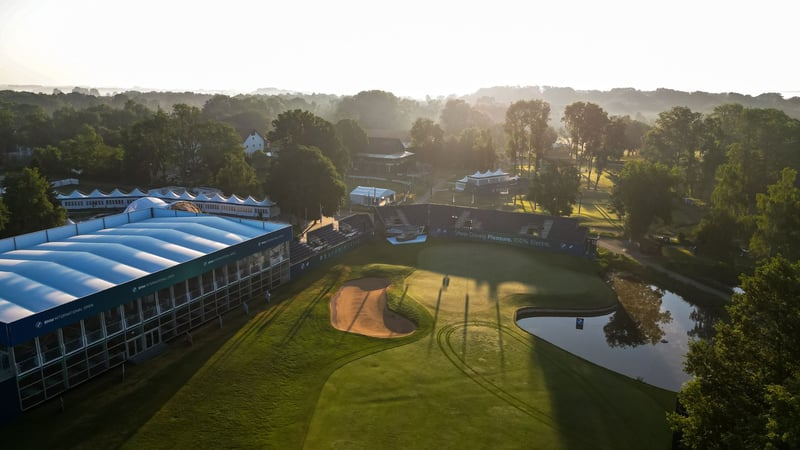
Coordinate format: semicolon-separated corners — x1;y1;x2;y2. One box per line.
6;240;292;411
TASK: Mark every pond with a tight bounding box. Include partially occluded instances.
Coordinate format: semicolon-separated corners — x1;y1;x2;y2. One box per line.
516;280;725;391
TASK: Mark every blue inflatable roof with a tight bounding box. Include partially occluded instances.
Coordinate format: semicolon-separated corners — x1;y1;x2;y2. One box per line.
0;209;290;338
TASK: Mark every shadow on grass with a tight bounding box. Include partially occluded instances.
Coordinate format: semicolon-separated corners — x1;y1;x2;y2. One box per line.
397;284;408;309
1;265;340;450
2;310;266;449
428;287;443;354
345;292;371;333
462;292;470;356
495;298;505;372
529;330;676;449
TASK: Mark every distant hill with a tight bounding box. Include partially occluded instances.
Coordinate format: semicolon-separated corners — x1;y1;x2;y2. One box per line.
463;86;800;122
3;84;800;124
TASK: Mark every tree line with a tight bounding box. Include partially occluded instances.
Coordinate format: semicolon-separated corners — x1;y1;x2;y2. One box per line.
3;87;800;446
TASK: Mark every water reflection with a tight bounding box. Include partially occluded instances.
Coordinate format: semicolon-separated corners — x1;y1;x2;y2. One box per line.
604;280;672;347
516;280;724;391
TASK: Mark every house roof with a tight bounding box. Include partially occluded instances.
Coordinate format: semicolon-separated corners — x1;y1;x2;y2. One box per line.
57;188;276;207
356;151;415;160
350;186;396;198
365;137;406;155
468;169;510;179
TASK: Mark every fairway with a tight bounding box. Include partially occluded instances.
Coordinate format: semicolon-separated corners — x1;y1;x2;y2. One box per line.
304;243;673;449
5;241;675;449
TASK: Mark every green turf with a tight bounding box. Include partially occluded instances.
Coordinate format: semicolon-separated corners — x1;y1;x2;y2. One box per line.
3;241;676;449
304;243;674;449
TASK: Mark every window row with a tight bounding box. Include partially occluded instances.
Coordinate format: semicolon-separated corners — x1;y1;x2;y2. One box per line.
11;255;289;375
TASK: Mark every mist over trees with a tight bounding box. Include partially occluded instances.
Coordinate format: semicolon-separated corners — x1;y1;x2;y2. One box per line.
2;84;800;245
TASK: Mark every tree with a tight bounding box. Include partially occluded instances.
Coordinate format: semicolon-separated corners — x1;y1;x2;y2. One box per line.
669;256;800;449
264;144;345;221
58;125;123;181
334;119;368;163
750;167;800;261
268;109;347;175
694;209;741;258
505;100;551;175
711;144;753;218
1;167;66;237
643;106;705;195
622;116;650;156
709;106;800;213
123;110;175;185
248;150;272;182
201;94;271;139
611;160;679;240
8;105;52;151
440;99;492;136
592;115;627;190
196;121;244;184
562;102;609;188
458;128;496;171
215;153;259;197
0;108;16;153
336;90;403;130
0;199;8;233
170;104;205;184
409;118;444;165
528;161;580;216
31;145;64;179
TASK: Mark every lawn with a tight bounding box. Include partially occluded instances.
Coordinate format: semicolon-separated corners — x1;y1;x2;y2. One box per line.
304;243;674;449
3;241;675;449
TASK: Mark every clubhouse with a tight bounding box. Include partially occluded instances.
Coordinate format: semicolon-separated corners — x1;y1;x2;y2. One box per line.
0;208;293;419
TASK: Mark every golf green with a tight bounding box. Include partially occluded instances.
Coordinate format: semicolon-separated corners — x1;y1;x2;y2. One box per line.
303;243;674;449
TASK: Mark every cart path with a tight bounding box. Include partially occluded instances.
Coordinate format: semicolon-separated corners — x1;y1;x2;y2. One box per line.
598;238;731;302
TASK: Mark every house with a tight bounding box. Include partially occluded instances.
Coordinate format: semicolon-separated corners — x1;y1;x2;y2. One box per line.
352;137;415;175
243;131;266;156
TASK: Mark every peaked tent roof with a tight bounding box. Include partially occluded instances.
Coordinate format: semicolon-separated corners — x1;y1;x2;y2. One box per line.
350;186;396;198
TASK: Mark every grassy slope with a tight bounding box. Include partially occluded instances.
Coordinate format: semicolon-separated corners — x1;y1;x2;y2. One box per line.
123;262;430;450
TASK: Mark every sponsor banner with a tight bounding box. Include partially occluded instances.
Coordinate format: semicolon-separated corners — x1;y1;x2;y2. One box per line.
453;229;584;255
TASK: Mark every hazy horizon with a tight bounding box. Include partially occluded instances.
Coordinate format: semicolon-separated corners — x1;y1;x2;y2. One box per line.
1;0;797;100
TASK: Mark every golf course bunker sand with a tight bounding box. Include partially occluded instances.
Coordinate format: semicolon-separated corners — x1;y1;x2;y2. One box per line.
330;278;415;338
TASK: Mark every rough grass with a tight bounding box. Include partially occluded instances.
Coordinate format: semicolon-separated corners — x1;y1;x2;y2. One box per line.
3;241;676;449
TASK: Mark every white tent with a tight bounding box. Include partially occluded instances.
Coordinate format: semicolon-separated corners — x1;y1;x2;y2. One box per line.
123;197;168;212
350;186;396;206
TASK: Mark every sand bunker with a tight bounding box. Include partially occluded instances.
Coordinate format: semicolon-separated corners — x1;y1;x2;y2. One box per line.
330;278;415;338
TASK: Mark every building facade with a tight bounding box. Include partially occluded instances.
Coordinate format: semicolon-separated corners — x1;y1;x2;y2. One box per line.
57;188;279;219
0;208;292;418
243;131;266;156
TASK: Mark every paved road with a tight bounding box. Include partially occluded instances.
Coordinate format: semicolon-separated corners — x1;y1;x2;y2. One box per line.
414;179;449;204
598;237;732;302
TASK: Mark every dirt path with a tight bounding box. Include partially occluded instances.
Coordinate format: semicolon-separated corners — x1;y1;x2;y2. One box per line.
414;179;449;204
598;238;732;302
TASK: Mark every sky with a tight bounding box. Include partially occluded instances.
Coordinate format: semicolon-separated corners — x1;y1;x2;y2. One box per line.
0;0;798;99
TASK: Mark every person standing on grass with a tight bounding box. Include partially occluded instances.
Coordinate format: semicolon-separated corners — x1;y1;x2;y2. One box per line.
265;290;271;303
